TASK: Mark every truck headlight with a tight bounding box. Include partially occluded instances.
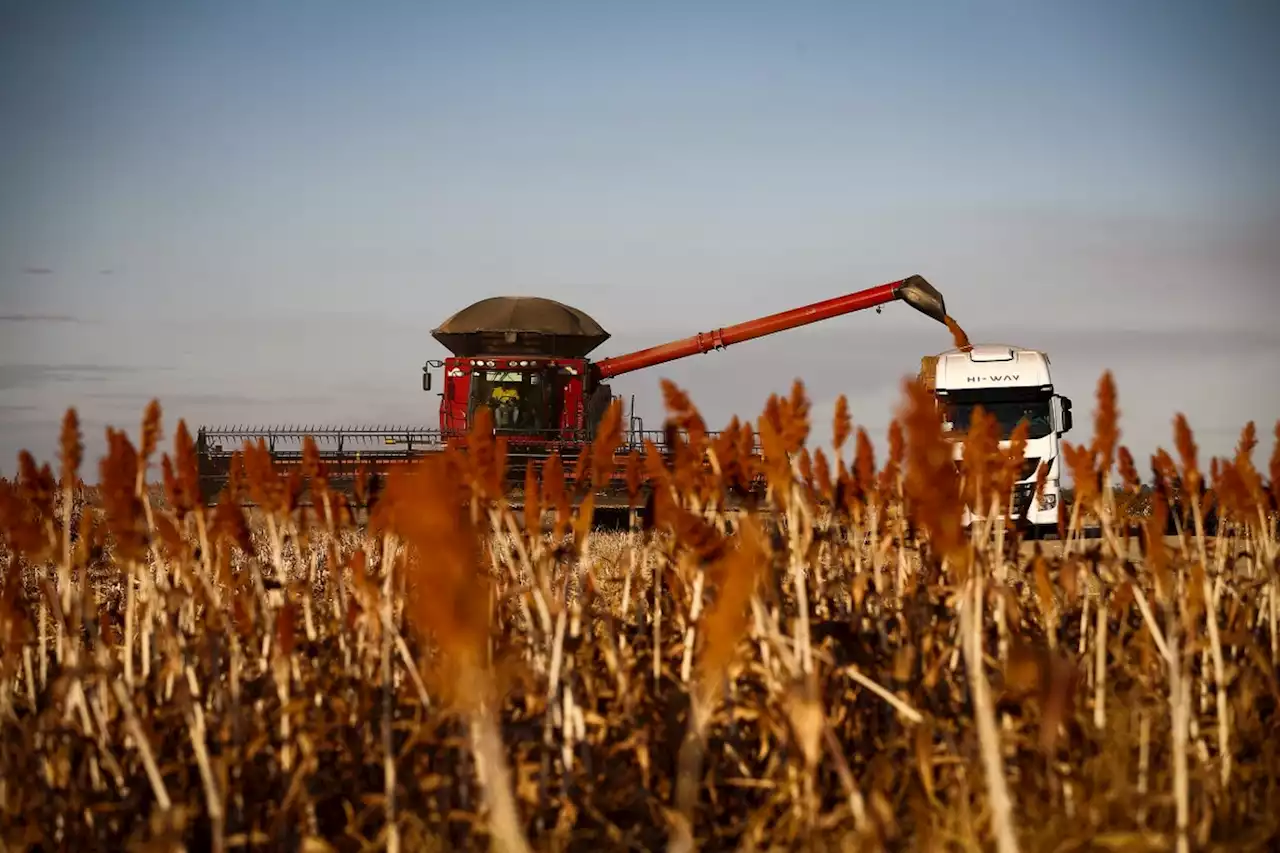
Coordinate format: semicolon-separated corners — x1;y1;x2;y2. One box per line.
1039;493;1057;510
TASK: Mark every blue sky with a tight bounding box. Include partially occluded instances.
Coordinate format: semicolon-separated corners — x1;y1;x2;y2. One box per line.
2;0;1278;481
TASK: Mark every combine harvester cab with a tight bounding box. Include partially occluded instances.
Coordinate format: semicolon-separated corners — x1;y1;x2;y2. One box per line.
921;344;1074;539
426;295;626;505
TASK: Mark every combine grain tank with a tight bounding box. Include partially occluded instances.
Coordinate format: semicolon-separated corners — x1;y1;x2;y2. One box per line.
431;296;611;359
197;274;952;520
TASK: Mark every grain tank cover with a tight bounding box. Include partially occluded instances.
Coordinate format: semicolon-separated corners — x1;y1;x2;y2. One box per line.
431;295;612;358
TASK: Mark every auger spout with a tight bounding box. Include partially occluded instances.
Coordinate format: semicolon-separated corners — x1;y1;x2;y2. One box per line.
895;274;947;325
593;274;948;380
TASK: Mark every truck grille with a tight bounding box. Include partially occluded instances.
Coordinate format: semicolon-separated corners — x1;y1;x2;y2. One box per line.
1011;482;1036;518
949;455;1048;521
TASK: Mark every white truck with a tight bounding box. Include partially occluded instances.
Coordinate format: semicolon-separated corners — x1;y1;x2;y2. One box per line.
920;343;1074;540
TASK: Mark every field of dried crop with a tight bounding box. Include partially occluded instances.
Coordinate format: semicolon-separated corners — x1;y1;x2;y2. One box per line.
1;372;1279;852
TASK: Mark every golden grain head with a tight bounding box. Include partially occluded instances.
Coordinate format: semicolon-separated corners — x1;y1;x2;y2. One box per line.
58;408;83;492
243;437;287;515
1217;460;1251;521
984;418;1030;517
796;447;814;493
522;459;543;531
1032;459;1051;506
697;514;768;684
99;427;148;563
661;379;710;459
540;451;566;506
378;454;494;710
300;434;330;496
756;405;796;511
1172;413;1200;491
1116;445;1139;492
783;379;811;454
832;395;851;452
1236;421;1258;463
898;376;964;562
139;399;163;462
1227;423;1264;512
1090;370;1119;474
811;447;833;502
710;418;746;493
16;451;56;522
1062;440;1099;510
211;487;255;556
853;427;876;497
0;475;45;559
1150;447;1178;503
590;399;624;490
475;404;512;500
959;404;999;510
172;419;200;507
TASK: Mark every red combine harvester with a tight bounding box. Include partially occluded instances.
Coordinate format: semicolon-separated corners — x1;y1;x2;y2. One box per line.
195;274;950;522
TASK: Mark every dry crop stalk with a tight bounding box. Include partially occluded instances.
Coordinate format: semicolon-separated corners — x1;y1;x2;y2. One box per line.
962;569;1020;853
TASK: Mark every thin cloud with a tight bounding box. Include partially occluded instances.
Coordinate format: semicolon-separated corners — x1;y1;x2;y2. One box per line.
0;313;80;323
78;390;332;408
0;364;170;392
22;267;53;275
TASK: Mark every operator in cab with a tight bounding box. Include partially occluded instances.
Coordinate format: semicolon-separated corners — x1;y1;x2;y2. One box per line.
490;384;522;429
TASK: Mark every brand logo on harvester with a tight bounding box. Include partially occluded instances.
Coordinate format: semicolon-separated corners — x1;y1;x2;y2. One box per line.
968;374;1020;382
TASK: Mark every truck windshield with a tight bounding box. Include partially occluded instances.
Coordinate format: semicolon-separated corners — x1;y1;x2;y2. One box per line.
469;369;555;433
945;400;1053;440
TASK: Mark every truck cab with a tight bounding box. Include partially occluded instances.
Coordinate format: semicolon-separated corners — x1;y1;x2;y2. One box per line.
921;344;1073;539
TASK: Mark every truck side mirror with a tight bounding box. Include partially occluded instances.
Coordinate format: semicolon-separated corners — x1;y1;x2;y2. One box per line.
1054;395;1073;434
422;368;432;391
